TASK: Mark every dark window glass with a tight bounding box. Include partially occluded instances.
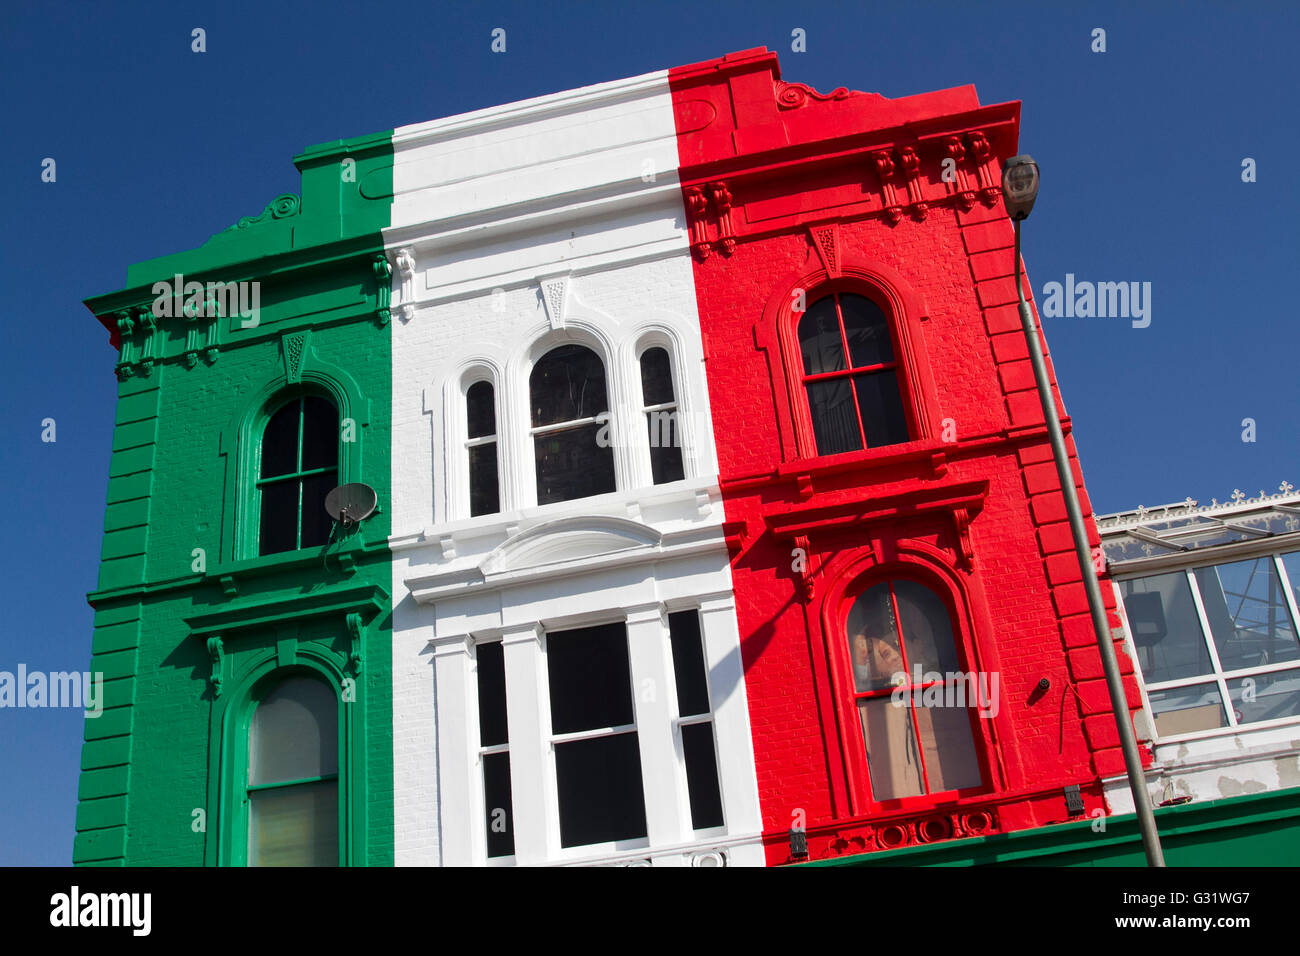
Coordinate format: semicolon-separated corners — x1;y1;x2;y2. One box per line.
800;292;910;456
469;443;500;517
261;402;300;478
259;481;299;555
840;294;894;368
555;734;647;847
300;473;336;548
530;344;609;427
476;642;508;748
546;623;634;734
681;721;724;829
668;611;710;717
482;751;514;858
647;412;685;485
300;396;338;470
639;347;675;407
1119;572;1213;683
467;381;496;439
806;379;863;456
533;423;615;506
798;297;845;375
855;371;909;448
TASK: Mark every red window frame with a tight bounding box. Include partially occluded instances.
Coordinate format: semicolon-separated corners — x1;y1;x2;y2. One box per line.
835;573;992;812
796;290;912;455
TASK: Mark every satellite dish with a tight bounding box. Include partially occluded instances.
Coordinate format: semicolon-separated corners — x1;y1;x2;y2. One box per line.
325;482;378;526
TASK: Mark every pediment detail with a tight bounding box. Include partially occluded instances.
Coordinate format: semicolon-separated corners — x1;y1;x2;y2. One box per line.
480;515;662;575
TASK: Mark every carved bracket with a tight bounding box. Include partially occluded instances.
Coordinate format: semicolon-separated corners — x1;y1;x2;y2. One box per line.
686;187;711;260
708;182;736;255
346;612;365;675
373;254;393;326
393;248;416;323
966;132;1003;206
872;151;904;225
897;146;928;221
944;136;977;211
207;636;225;698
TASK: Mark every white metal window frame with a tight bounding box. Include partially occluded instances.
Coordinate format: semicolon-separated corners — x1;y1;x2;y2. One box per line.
1116;549;1300;745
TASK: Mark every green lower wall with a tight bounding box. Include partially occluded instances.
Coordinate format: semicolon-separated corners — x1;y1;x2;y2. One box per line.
802;787;1300;867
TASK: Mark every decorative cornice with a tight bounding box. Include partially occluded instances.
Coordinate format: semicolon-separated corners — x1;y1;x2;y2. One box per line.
775;81;857;110
223;193;300;233
184;582;389;638
1097;482;1299;532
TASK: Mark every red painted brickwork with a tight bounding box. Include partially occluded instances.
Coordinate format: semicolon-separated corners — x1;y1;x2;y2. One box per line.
670;49;1148;866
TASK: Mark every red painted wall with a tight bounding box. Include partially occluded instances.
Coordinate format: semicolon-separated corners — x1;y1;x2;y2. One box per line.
669;49;1147;865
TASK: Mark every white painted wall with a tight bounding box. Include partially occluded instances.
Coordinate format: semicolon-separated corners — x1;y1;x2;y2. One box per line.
386;70;762;866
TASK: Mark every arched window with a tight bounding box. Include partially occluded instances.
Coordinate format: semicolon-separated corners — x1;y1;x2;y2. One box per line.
466;380;500;516
258;394;338;555
845;579;982;802
247;673;339;866
529;344;616;505
798;292;909;456
639;347;684;485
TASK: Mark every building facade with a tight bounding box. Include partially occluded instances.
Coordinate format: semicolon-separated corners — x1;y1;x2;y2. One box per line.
77;49;1149;867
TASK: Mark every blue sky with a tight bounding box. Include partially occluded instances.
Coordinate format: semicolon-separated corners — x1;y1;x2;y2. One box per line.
0;0;1295;865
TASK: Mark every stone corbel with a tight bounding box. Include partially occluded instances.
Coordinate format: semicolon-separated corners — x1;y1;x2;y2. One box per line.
945;136;977;211
872;151;904;225
115;311;136;379
966;132;1003;206
953;507;975;570
183;306;202;368
373;254;393;326
896;146;928;221
206;636;225;698
707;182;736;254
794;533;817;600
394;248;416;323
133;307;156;377
346;612;365;674
686;187;711;260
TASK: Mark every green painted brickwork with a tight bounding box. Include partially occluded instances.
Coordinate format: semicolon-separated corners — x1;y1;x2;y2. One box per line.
77;131;395;866
802;786;1300;867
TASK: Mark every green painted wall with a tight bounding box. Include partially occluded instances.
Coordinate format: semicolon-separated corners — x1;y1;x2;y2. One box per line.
77;132;396;866
801;787;1300;867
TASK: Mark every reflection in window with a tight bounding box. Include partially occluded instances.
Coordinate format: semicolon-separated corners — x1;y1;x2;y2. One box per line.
259;395;338;555
845;580;981;801
1120;572;1213;682
466;381;500;517
798;293;909;456
639;347;685;485
530;345;616;505
247;674;339;866
1194;558;1299;671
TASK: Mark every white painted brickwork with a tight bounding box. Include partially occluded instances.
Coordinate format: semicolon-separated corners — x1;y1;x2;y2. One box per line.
386;71;763;866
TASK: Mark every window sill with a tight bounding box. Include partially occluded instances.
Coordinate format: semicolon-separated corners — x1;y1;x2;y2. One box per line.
775;438;950;484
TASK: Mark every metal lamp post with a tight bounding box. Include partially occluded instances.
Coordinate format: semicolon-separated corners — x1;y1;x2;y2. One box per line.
1002;155;1166;867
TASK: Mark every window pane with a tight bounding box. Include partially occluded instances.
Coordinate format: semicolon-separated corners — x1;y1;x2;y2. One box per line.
300;396;338;471
250;675;338;785
476;641;508;748
1120;572;1214;683
893;580;961;676
847;583;904;692
647;411;685;485
1195;558;1300;672
555;733;647;847
259;479;299;555
914;704;982;793
483;751;514;858
469;442;500;516
639;347;675;407
300;472;336;548
530;344;609;427
681;721;724;830
806;379;862;456
547;623;634;733
1227;668;1300;726
534;423;616;505
668;611;711;717
1148;683;1227;737
859;697;924;800
854;370;910;448
798;296;845;375
467;381;496;439
261;400;300;478
248;780;338;867
839;294;894;368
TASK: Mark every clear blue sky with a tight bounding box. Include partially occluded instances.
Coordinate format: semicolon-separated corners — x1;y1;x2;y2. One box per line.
1;0;1295;865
